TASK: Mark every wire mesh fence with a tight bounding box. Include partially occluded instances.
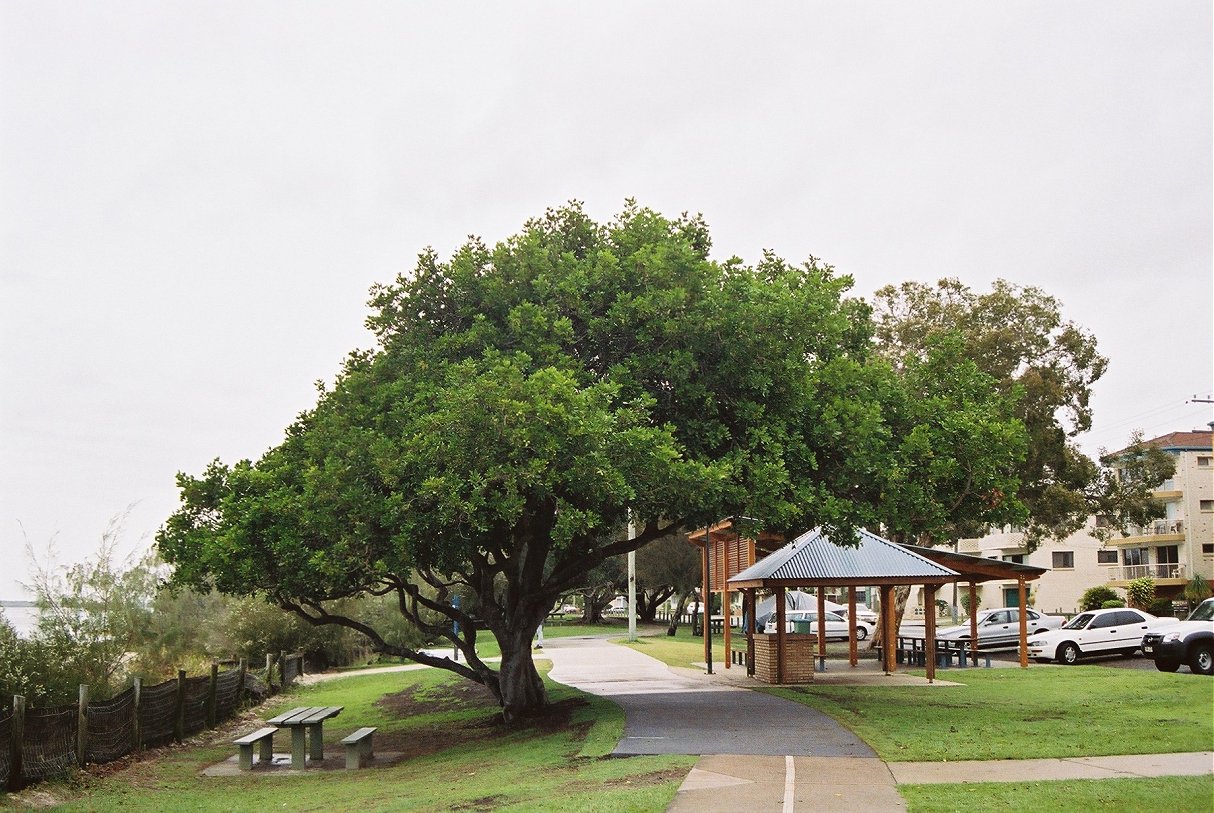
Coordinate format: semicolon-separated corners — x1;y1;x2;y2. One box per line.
21;704;77;782
0;706;12;788
84;687;135;764
5;658;282;792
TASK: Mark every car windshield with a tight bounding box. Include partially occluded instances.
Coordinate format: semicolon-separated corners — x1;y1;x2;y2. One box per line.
1062;613;1093;630
1188;600;1214;622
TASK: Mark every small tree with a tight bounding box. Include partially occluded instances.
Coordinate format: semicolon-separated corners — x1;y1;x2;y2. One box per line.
1125;577;1156;610
1184;574;1212;606
1100;599;1125;609
959;589;982;617
1079;585;1120;612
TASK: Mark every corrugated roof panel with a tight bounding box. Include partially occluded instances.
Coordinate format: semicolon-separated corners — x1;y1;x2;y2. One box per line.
730;527;957;583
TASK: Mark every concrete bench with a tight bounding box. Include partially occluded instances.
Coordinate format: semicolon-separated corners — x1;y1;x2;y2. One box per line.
341;726;377;769
234;726;278;770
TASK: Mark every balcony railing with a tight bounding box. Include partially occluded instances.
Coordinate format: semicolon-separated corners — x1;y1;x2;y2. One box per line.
1110;563;1186;581
1124;520;1185;537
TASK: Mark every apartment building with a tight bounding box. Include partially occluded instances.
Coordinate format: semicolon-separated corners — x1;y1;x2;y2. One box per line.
1102;429;1214;599
907;428;1214;616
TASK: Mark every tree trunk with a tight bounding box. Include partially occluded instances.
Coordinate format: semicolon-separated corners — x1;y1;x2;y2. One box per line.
494;628;548;724
870;585;912;649
667;590;693;636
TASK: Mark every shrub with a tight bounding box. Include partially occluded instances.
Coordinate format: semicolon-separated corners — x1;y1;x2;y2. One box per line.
1079;585;1120;612
960;590;982;616
1101;599;1126;609
1126;577;1156;610
1147;597;1175;619
1184;574;1212;605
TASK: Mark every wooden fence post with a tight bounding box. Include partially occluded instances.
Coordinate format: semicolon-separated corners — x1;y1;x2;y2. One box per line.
207;662;218;728
236;659;247;706
8;695;24;792
132;678;142;754
278;651;287;686
173;669;186;743
265;653;274;688
77;684;89;767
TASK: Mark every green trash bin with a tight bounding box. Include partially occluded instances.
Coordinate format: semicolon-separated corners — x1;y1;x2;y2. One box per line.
792;619;811;634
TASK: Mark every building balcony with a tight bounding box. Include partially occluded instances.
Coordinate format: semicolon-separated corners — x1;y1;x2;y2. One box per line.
1152;489;1183;501
1104;520;1185;546
1107;563;1187;585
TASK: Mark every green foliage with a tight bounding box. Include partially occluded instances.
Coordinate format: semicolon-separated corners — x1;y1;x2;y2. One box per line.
1101;599;1126;609
1125;577;1156;610
1092;432;1177;542
873;278;1109;548
960;590;982;616
1183;574;1211;604
1146;597;1174;618
158;201;892;718
1079;585;1120;612
19;515;160;702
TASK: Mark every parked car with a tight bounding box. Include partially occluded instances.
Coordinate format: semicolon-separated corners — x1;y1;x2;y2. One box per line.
763;609;875;640
1141;597;1214;675
822;599;880;625
934;608;1065;648
1027;607;1169;664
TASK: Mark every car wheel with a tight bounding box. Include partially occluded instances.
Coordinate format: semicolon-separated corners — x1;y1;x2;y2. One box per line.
855;627;868;640
1154;659;1181;673
1058;642;1081;665
1189;643;1214;676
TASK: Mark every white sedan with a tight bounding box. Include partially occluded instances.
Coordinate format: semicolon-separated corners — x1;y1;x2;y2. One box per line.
1028;607;1168;664
763;609;875;640
935;608;1065;648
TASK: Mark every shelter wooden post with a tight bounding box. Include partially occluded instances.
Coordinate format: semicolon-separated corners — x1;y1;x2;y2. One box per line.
880;584;896;674
723;585;732;669
1018;578;1028;668
968;582;979;662
815;589;827;662
744;589;756;676
847;586;858;667
775;586;786;684
924;585;938;683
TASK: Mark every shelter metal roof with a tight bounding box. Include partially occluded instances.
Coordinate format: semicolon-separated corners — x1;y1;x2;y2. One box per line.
728;527;958;589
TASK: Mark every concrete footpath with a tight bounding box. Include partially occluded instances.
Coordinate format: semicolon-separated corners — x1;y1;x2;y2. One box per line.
540;636;1213;813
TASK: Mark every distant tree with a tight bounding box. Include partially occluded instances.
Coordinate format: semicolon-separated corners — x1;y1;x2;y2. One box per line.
1079;585;1121;612
873;278;1107;548
23;515;159;701
1090;432;1176;540
633;530;700;627
159;202;888;721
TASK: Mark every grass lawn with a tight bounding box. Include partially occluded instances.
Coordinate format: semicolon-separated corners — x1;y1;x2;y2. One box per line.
623;632;1214;761
900;775;1214;812
9;667;693;813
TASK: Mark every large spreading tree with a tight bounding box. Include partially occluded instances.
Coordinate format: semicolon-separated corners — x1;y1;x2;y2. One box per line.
158;202;890;720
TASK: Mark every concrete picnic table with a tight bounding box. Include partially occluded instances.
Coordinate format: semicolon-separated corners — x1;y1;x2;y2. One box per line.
266;705;343;767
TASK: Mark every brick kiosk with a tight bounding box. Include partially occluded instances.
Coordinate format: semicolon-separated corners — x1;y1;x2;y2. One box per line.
753;633;815;683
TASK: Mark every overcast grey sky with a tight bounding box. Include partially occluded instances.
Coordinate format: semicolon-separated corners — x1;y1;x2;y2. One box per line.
2;3;1211;599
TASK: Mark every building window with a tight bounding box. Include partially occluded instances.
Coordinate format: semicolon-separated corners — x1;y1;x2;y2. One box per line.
1198;456;1212;468
1203;543;1214;555
1003;554;1025;564
1201;499;1214;512
1052;551;1075;569
1124;548;1148;567
1097;549;1118;565
1094;515;1112;529
1157;545;1179;564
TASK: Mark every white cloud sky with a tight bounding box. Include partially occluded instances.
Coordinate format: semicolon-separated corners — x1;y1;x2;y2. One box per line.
2;2;1210;598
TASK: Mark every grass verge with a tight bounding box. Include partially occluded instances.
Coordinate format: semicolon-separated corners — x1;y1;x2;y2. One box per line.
9;667;693;813
900;775;1214;812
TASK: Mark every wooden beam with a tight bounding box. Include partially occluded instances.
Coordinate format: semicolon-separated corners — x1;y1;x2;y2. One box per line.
776;586;786;684
968;583;979;661
1018;578;1028;669
816;589;827;660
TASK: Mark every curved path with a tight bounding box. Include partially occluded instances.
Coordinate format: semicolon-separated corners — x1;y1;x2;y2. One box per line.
545;635;873;757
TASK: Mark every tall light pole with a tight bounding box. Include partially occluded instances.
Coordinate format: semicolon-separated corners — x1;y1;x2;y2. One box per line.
627;514;637;643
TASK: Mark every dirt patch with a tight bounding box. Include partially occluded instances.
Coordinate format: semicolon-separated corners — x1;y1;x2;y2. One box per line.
449;795;507;811
603;768;690;787
373;684;590;759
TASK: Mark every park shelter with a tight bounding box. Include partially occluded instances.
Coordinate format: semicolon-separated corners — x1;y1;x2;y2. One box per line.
728;527;959;682
686;520;785;670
